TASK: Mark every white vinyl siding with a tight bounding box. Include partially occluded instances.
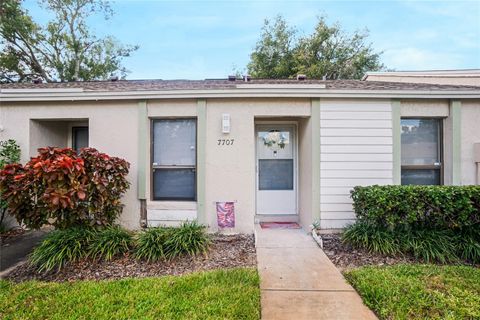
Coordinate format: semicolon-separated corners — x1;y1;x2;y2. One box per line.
320;99;393;228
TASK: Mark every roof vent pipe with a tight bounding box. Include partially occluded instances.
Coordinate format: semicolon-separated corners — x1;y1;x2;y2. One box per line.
228;75;236;81
243;75;251;82
297;74;307;81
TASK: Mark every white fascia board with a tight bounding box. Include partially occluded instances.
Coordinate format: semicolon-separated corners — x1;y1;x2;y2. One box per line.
1;88;480;102
236;84;326;89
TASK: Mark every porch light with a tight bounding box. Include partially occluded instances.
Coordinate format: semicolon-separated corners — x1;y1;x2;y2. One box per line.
222;114;230;133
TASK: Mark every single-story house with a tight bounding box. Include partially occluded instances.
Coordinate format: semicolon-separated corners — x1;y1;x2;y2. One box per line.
1;77;480;233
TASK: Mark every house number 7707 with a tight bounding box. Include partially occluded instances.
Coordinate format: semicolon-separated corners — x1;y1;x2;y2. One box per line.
217;139;234;146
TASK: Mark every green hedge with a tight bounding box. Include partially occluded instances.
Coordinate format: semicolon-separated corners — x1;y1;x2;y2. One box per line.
346;185;480;263
351;185;480;230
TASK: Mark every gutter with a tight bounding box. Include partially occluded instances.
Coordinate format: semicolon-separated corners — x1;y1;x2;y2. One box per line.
2;88;480;102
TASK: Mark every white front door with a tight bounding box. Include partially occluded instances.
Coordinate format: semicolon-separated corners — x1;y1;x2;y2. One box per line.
256;125;297;215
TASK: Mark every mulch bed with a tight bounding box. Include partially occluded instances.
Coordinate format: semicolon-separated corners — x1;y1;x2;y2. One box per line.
321;233;415;271
5;234;256;282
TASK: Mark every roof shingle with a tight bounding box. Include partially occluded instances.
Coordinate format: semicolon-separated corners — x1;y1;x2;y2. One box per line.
1;78;479;92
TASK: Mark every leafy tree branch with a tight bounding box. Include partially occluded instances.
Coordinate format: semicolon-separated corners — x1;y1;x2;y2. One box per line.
0;0;138;83
247;15;385;80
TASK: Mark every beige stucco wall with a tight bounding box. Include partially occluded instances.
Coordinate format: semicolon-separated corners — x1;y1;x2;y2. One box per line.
366;75;480;86
204;98;310;233
461;100;480;185
400;99;449;117
399;99;480;186
0;100;141;229
29;120;69;155
298;117;313;230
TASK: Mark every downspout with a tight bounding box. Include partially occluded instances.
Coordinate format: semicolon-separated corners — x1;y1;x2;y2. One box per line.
474;143;480;185
138;101;148;228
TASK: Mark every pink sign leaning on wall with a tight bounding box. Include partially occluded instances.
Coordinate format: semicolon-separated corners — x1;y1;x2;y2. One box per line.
216;202;235;228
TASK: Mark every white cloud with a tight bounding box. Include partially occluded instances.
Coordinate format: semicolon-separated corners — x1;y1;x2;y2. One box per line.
383;47;463;70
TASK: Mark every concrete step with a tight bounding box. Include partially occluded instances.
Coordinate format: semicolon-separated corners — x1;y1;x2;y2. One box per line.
254;214;299;223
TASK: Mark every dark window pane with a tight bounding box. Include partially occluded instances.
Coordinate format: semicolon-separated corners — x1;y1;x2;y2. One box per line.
153;120;196;166
401;169;441;185
73;127;88;152
259;159;293;190
153;169;196;200
401;119;440;165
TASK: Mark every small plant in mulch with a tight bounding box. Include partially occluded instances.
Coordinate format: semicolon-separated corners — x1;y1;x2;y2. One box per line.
27;222;211;273
340;222;480;266
135;221;210;262
134;227;171;262
30;227;94;272
88;226;133;261
30;226;134;272
8;233;256;282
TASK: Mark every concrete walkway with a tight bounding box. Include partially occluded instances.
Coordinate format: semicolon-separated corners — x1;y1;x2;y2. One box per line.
1;230;47;273
255;225;377;320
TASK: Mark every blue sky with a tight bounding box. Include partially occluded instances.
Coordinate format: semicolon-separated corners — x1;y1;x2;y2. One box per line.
24;0;480;80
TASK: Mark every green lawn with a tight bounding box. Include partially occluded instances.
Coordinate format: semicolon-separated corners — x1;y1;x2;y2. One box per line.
0;268;260;320
345;264;480;320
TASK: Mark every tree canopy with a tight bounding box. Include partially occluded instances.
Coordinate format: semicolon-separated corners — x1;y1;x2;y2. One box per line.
247;15;384;80
0;0;138;83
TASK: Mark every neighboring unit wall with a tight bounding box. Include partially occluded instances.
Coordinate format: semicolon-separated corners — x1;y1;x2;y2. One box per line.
364;71;480;86
461;100;480;185
319;99;393;228
399;99;453;185
0;101;141;229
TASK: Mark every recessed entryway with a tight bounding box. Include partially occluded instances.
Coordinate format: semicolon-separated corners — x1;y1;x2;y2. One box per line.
29;119;89;156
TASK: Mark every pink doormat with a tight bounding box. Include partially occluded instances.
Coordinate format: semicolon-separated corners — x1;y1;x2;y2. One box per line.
260;222;301;229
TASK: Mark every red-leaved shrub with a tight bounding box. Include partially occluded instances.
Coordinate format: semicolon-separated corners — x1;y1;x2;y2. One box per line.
0;147;130;229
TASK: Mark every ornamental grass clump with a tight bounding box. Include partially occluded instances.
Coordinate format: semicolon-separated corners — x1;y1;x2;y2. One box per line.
398;228;458;263
455;227;480;263
30;227;93;272
134;227;171;262
88;226;133;261
135;222;210;262
164;221;210;259
342;222;400;256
